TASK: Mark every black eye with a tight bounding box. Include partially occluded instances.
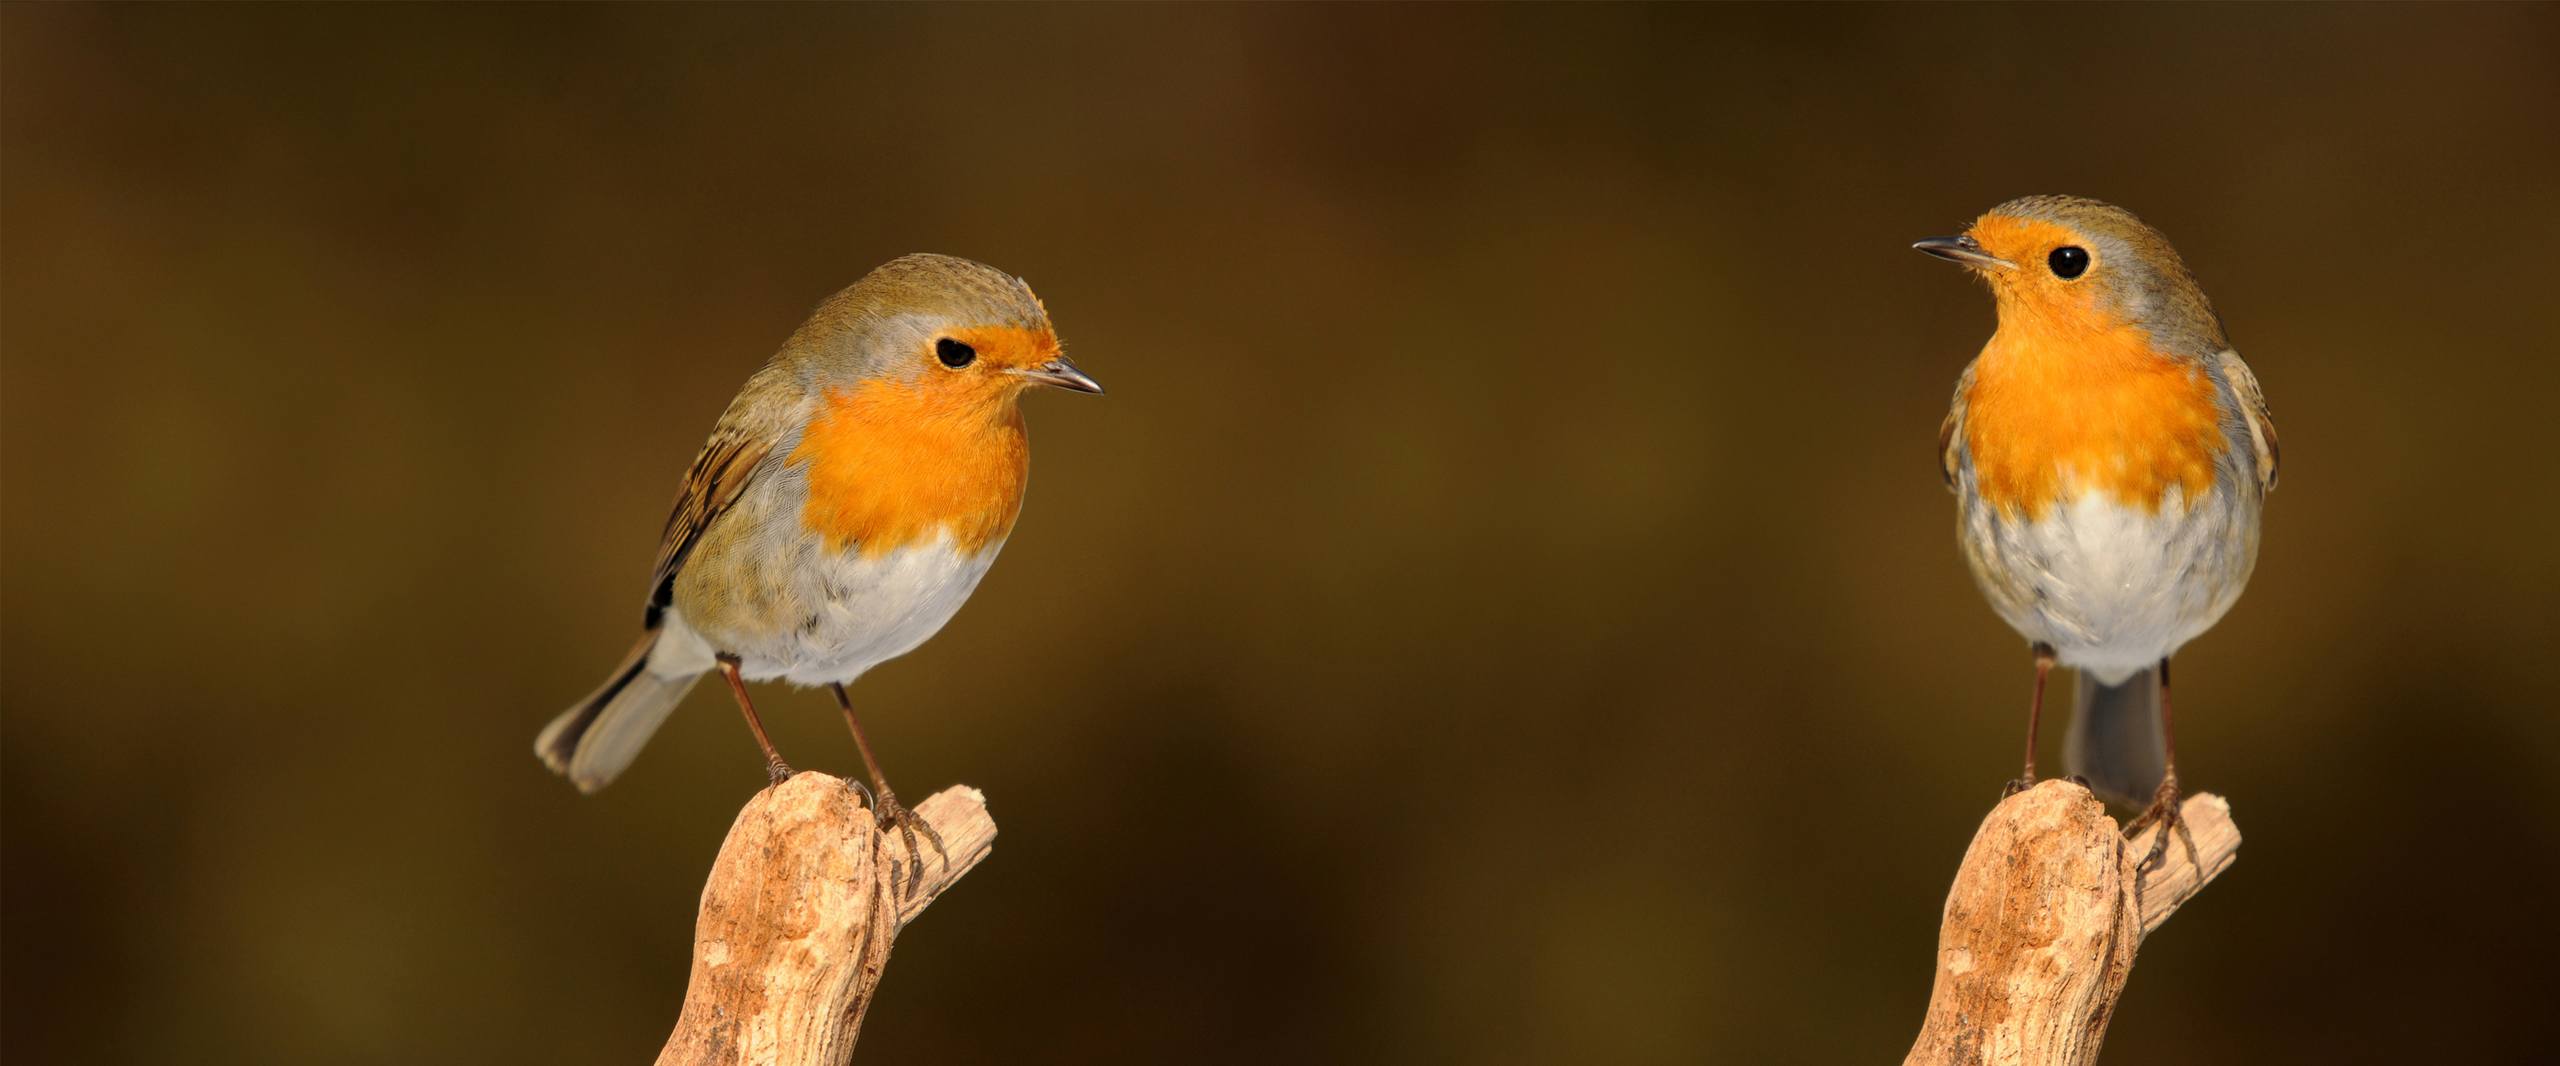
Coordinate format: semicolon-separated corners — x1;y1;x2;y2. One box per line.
2048;246;2090;279
936;337;976;368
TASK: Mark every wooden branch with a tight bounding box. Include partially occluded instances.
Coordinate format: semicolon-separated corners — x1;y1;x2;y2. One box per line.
1904;780;2240;1066
656;773;997;1066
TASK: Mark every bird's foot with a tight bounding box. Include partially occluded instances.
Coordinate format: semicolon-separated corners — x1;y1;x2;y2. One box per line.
2124;771;2201;879
867;785;950;901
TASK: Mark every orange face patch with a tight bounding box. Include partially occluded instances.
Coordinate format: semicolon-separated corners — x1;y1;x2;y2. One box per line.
788;374;1031;558
938;325;1062;376
1965;216;2109;323
1967;215;2078;264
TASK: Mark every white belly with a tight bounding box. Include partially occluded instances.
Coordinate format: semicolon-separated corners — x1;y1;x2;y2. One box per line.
649;533;1002;686
1960;486;2257;684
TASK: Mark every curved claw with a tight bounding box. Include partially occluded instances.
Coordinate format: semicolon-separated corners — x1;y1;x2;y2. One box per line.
867;787;951;901
2127;772;2202;878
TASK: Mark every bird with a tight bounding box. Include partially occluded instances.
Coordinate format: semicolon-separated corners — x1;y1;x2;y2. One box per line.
535;253;1101;880
1914;196;2277;870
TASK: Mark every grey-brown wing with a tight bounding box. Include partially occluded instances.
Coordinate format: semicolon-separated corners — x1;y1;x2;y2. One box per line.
2215;350;2279;493
645;427;772;627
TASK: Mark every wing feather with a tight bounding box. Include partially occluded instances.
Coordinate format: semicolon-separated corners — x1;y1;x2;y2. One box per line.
640;427;768;625
644;429;771;627
642;370;798;628
2215;350;2279;493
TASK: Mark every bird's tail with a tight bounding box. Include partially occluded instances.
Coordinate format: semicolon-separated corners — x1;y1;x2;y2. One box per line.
2064;666;2167;809
535;631;702;793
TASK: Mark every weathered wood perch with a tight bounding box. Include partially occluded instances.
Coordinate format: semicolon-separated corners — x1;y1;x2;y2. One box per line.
656;773;997;1066
1904;780;2240;1066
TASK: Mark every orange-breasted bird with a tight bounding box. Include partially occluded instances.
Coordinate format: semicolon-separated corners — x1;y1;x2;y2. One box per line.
1916;196;2277;864
535;253;1100;872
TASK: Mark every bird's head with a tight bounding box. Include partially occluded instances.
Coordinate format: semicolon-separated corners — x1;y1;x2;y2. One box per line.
1914;195;2225;355
785;253;1101;414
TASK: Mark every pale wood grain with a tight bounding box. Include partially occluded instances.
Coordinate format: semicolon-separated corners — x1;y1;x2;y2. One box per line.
1904;780;2239;1066
655;774;996;1066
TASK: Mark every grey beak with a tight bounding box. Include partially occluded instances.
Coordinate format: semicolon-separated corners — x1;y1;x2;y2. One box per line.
1017;356;1104;395
1912;235;2013;270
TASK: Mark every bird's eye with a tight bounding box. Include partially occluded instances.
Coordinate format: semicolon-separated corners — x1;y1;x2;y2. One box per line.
2048;246;2090;280
936;338;976;369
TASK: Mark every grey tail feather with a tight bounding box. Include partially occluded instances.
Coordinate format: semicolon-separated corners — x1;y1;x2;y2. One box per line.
2064;666;2167;809
534;632;704;794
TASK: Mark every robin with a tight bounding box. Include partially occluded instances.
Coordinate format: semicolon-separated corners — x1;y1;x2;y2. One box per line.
1915;196;2277;869
535;253;1101;880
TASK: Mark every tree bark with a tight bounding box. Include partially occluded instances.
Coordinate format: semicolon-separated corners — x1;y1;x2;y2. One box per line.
655;773;997;1066
1904;780;2240;1066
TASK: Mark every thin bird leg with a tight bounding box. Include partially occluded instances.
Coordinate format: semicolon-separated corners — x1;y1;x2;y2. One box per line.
830;682;947;897
2002;644;2058;798
717;654;793;787
2125;657;2202;876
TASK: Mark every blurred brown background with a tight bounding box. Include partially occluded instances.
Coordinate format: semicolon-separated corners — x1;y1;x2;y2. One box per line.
6;5;2557;1064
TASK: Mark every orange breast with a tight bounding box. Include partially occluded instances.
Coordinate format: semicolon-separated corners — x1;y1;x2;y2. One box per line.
1962;321;2225;520
789;380;1029;557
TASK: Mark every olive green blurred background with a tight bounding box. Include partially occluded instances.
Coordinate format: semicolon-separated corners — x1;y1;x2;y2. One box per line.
7;5;2557;1064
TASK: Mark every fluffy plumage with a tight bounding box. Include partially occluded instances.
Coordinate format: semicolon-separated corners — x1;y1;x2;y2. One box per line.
538;254;1095;792
1926;197;2276;806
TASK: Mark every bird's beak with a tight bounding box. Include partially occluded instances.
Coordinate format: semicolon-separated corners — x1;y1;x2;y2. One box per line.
1911;235;2013;270
1015;356;1104;395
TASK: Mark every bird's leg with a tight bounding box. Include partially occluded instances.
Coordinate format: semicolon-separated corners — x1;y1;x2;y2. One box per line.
717;654;793;787
2002;643;2058;798
830;682;947;898
2125;657;2202;876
